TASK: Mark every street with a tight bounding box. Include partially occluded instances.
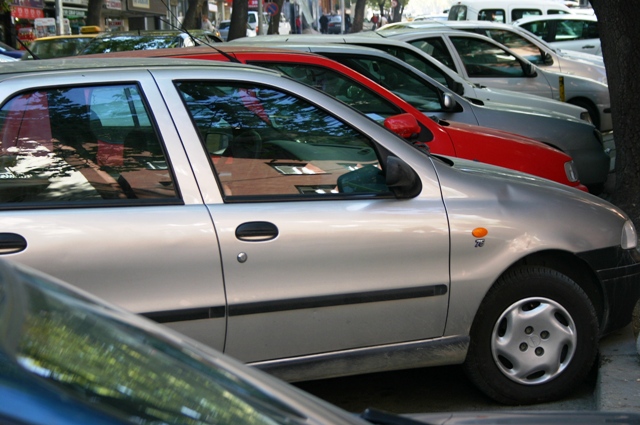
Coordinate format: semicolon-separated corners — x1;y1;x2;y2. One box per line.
295;362;597;414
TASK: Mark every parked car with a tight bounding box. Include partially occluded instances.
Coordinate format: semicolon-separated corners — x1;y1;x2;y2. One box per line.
514;14;601;56
79;29;222;54
25;34;98;59
248;10;269;35
233;34;595;126
0;40;25;59
377;29;611;131
4;257;640;424
374;20;607;84
218;19;256;41
231;38;610;192
327;14;344;34
447;0;572;24
0;58;637;405
84;44;587;191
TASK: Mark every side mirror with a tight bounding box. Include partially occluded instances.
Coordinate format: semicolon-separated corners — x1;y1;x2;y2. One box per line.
523;61;538;78
385;155;422;198
383;113;421;139
452;81;466;96
543;51;554;66
443;92;457;110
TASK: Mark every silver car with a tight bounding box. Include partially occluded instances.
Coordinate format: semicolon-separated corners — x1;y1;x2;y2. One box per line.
0;58;638;405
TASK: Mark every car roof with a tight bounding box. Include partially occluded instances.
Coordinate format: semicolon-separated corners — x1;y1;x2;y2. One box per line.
78;44;326;59
0;57;278;77
32;34;98;41
514;13;598;24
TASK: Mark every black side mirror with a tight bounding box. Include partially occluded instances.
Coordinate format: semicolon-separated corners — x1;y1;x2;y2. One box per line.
543;52;554;66
523;61;538;78
385;156;422;198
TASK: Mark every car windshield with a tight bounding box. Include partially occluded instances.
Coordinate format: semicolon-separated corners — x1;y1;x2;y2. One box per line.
30;37;95;58
0;262;308;425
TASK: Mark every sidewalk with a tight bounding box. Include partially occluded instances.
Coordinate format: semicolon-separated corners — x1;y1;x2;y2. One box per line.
596;323;640;411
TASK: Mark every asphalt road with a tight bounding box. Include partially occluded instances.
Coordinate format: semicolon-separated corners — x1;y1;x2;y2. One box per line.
294;362;597;414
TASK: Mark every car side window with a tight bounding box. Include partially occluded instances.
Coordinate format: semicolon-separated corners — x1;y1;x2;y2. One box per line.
478;9;505;23
451;36;526;78
512;9;542;22
485;29;544;65
373;44;451;87
176;81;391;199
518;20;551;42
0;84;179;205
408;37;455;70
325;54;444;114
555;20;598;42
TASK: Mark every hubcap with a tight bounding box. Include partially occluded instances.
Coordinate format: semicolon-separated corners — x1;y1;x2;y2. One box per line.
491;297;577;385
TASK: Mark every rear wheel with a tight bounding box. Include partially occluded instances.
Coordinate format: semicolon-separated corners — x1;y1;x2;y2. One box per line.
464;266;599;404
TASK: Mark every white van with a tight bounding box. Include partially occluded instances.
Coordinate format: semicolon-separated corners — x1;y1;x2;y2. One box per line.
448;0;572;24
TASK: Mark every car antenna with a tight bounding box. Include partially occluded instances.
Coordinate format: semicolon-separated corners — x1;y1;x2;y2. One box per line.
15;38;39;60
157;0;210;48
157;2;242;64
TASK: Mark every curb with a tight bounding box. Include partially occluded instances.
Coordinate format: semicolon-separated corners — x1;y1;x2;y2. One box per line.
596;323;640;412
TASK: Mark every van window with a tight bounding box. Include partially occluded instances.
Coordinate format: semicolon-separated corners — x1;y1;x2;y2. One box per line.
448;5;467;20
511;8;542;21
478;9;505;22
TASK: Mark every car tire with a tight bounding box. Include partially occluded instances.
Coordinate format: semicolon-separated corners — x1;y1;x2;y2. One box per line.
568;98;600;131
464;265;599;405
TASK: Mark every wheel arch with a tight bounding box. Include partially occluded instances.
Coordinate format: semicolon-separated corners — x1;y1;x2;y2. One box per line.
507;249;605;330
566;96;600;129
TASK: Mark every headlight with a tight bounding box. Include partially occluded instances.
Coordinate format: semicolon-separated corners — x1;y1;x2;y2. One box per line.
564;160;579;183
621;220;638;249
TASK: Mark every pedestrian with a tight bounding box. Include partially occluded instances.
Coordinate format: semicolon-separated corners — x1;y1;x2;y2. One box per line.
295;14;302;34
201;15;213;31
371;13;379;29
319;13;329;34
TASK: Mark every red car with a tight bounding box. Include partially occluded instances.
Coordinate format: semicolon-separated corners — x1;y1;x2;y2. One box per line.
84;45;587;191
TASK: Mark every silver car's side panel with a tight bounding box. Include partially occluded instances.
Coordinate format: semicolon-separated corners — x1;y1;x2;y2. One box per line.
252;335;469;382
153;68;452;362
0;69;228;351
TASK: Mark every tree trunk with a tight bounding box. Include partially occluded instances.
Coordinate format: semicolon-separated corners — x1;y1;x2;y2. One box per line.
86;0;103;28
182;0;202;29
228;0;249;41
590;1;640;229
350;0;366;33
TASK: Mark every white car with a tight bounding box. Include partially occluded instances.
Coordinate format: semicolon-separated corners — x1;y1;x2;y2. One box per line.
376;20;607;83
514;14;601;56
379;29;611;131
218;19;256;41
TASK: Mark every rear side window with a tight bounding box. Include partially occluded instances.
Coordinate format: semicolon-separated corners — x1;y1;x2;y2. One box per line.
478;9;505;23
511;8;542;21
518;19;552;41
555;20;599;41
0;84;179;206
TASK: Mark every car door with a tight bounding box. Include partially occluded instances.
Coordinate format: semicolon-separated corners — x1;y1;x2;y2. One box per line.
153;68;451;364
439;34;554;98
0;70;227;351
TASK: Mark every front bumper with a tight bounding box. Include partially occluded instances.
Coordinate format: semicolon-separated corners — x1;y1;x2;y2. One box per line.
578;246;640;335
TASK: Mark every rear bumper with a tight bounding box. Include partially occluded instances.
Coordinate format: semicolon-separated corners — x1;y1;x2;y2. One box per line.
578;246;640;335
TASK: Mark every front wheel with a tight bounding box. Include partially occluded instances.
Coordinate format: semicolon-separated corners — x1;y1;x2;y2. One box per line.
464;266;599;404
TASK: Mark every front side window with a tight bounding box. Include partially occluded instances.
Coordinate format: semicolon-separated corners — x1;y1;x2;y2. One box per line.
407;37;456;70
176;81;390;199
0;84;178;206
326;54;444;114
484;29;544;64
451;36;526;78
555;20;599;41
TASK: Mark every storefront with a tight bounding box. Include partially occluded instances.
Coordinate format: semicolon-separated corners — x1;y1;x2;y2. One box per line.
11;0;45;47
